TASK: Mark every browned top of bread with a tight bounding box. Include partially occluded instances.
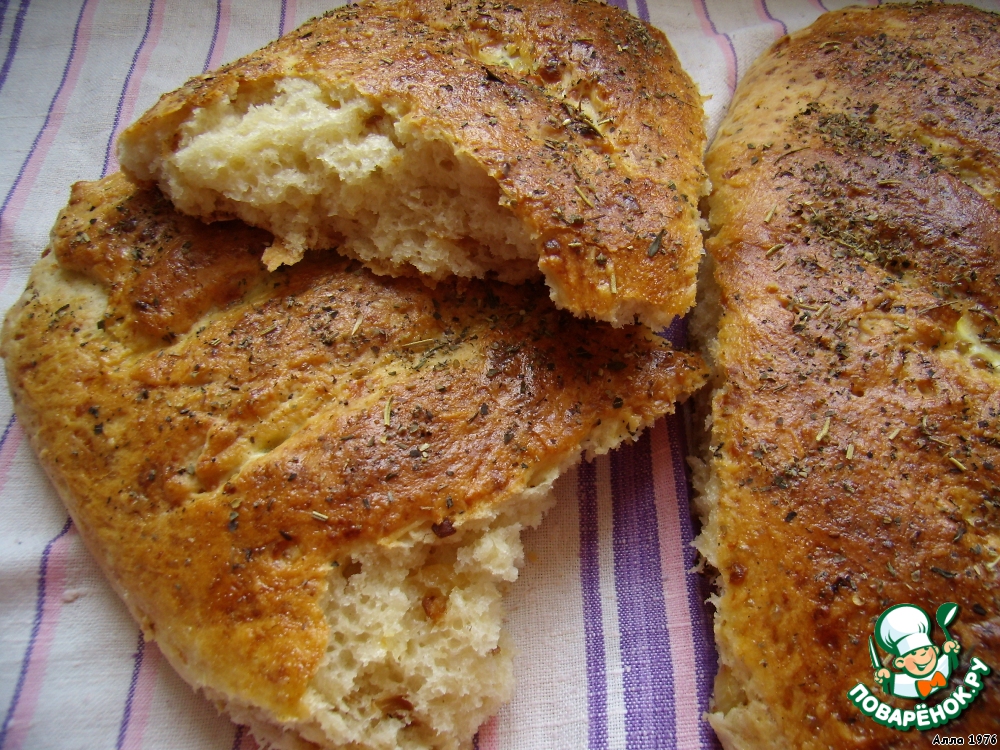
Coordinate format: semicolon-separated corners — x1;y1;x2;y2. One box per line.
118;0;707;328
700;4;1000;748
1;172;705;721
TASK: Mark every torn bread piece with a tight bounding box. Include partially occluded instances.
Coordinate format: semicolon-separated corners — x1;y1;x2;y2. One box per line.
117;0;708;328
692;4;1000;748
2;172;706;750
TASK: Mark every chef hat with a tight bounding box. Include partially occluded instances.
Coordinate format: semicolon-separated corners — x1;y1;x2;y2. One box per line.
876;604;934;657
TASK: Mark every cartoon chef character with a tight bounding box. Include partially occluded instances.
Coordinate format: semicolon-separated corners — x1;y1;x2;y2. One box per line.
873;603;959;699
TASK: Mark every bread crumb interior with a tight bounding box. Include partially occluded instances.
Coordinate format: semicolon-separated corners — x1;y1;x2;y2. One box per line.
224;490;555;750
163;78;538;278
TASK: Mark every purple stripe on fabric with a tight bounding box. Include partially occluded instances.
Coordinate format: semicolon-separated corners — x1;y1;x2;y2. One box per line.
115;630;146;750
0;516;73;750
0;0;30;95
204;0;223;73
0;0;89;239
610;434;677;750
660;313;718;747
1;2;132;745
663;317;688;350
0;413;17;453
635;0;649;23
231;724;245;750
578;460;608;750
0;0;10;40
606;0;628;12
101;0;157;177
760;0;788;37
279;0;289;35
666;409;721;749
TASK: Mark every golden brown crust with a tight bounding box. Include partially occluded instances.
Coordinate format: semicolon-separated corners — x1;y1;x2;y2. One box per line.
1;172;706;721
701;4;1000;747
118;0;706;328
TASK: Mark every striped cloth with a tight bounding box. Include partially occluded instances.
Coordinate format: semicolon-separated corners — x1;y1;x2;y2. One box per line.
1;1;996;749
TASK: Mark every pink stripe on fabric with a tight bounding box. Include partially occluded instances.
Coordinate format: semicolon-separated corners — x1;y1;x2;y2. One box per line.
280;0;298;35
0;0;99;289
206;0;231;71
2;529;76;750
650;424;702;749
690;0;737;94
103;0;166;175
474;716;499;750
754;0;786;40
239;728;260;750
119;641;162;750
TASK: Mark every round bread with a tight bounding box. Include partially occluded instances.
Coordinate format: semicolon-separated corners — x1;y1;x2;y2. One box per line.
693;4;1000;748
1;172;706;750
117;0;707;329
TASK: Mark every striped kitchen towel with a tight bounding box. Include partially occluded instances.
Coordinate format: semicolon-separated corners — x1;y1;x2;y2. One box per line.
1;1;997;749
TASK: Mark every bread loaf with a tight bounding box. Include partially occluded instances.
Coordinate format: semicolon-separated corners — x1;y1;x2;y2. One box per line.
117;0;707;329
694;4;1000;747
2;172;706;750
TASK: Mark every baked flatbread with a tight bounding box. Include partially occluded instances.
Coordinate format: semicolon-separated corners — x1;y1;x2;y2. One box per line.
2;172;706;750
117;0;707;328
694;4;1000;747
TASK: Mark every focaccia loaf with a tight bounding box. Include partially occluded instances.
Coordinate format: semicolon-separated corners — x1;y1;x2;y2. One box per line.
117;0;707;329
1;173;706;750
694;4;1000;748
